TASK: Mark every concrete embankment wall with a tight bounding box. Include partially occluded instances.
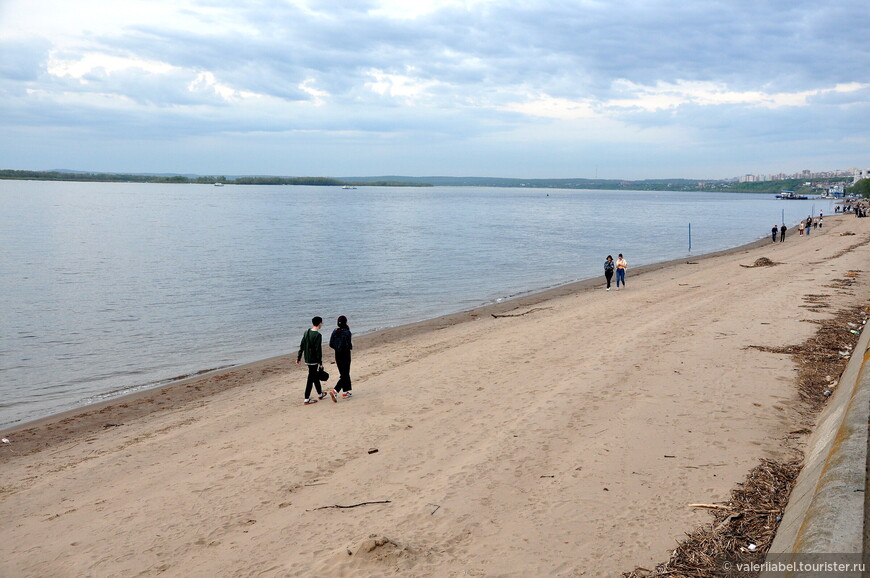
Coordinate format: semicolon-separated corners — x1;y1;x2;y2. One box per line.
762;323;870;576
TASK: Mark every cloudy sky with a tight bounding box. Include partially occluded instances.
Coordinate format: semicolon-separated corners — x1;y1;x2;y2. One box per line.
1;0;868;179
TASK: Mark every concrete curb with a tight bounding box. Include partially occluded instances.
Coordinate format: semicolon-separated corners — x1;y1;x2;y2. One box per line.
762;319;870;576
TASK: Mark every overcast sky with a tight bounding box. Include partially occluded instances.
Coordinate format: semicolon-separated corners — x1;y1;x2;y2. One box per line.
1;0;868;179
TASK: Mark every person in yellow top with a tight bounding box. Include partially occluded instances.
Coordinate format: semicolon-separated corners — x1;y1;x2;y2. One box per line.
616;254;628;289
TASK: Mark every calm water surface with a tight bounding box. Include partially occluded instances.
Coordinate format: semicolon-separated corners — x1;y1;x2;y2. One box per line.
0;180;833;427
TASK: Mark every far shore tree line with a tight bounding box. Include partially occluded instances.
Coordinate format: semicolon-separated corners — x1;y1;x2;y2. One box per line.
1;169;866;196
0;170;427;188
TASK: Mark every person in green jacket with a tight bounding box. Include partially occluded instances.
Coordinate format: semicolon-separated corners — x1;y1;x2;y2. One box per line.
296;316;327;404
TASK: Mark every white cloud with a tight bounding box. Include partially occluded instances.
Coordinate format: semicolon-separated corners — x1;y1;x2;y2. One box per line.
47;53;178;82
188;71;262;103
298;78;330;106
606;79;870;112
499;95;600;120
369;0;498;19
364;68;442;103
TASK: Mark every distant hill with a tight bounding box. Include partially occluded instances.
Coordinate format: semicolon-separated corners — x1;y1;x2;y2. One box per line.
344;175;714;190
1;169;851;194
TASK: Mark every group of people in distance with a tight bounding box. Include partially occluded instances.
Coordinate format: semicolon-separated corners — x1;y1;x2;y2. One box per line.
603;254;628;291
295;315;353;405
771;211;826;242
837;202;868;217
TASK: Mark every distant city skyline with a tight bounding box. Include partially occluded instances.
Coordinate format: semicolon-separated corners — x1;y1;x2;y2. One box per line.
737;167;864;183
1;1;869;180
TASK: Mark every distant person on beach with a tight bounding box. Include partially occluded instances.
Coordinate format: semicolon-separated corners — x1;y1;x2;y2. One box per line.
296;316;327;405
604;255;615;290
771;225;778;242
616;254;628;289
780;224;786;242
799;221;805;235
328;315;353;401
806;217;812;235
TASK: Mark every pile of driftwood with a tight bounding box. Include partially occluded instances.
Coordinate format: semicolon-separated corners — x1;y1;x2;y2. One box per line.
739;257;780;268
750;303;866;410
626;294;867;576
624;459;801;578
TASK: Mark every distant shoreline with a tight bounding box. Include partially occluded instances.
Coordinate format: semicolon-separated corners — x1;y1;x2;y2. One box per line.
0;171;430;188
0;170;852;194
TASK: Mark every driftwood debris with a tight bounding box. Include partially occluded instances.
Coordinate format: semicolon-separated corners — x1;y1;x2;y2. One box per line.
689;503;733;511
491;307;551;319
740;257;780;268
624;459;799;578
309;500;392;511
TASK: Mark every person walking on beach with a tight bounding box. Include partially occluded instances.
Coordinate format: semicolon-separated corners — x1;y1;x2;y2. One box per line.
296;316;328;405
604;255;615;290
805;217;812;236
799;221;805;235
616;254;628;289
771;225;778;242
328;315;353;401
780;224;786;242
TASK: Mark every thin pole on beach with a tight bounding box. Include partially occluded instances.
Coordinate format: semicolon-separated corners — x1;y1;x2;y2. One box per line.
688;223;692;252
782;209;785;225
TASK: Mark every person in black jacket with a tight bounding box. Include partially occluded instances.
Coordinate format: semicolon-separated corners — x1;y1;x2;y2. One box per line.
328;315;353;401
296;316;327;404
604;255;614;291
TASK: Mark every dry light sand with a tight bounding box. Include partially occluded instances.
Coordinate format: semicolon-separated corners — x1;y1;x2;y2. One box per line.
2;213;870;577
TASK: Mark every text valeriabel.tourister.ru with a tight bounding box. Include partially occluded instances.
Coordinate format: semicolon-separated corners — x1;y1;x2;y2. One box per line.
725;560;866;573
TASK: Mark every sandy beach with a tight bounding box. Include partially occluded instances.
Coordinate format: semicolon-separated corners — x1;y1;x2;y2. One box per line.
2;213;870;577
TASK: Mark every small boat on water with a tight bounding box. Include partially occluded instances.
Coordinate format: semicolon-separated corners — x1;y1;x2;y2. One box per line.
214;182;224;187
775;190;807;200
341;185;357;190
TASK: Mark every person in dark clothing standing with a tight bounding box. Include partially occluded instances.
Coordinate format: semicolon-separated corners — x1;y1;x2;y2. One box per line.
779;224;786;242
771;225;778;242
296;316;327;405
328;315;354;401
604;255;615;291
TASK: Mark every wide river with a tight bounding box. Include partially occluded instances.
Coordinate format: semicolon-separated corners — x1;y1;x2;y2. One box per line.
0;180;834;428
